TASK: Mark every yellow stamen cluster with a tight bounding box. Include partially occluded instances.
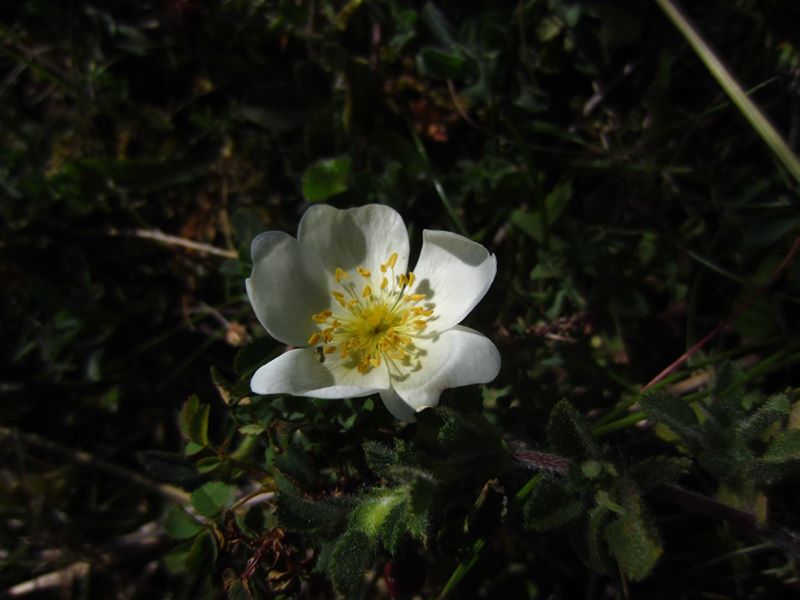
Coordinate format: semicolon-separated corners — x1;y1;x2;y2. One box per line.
308;252;433;374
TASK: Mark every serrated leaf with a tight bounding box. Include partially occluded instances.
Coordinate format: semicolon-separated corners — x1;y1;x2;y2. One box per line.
435;407;503;457
762;430;800;463
628;456;692;492
604;508;662;582
302;157;351;203
523;475;582;530
363;441;397;480
738;394;790;442
164;505;205;540
639;393;702;449
583;505;613;574
547;400;600;460
325;528;374;600
273;445;318;490
191;481;235;518
352;489;405;539
179;395;210;447
706;362;746;428
276;493;354;534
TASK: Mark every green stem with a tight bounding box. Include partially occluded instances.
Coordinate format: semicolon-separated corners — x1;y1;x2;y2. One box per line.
655;0;800;184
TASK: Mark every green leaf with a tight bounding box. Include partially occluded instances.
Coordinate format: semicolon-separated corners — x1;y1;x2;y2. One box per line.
238;423;265;436
762;430;800;463
191;481;235;518
547;400;600;460
352;488;406;539
523;475;583;530
582;505;613;574
164;505;205;540
272;445;318;490
302;157;352;203
738;394;790;442
639;393;703;449
324;528;374;600
275;493;354;534
435;407;503;457
416;47;475;80
363;441;398;480
706;362;746;428
179;395;210;447
510;181;572;242
628;456;692;492
185;529;217;571
604;507;662;582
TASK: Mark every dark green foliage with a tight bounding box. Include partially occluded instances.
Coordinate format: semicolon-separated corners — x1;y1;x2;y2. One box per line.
547;400;601;461
640;369;800;502
603;492;663;582
523;475;583;530
5;0;800;597
191;481;235;518
628;456;692;492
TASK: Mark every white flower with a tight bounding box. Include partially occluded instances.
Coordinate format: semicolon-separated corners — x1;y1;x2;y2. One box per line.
246;204;501;422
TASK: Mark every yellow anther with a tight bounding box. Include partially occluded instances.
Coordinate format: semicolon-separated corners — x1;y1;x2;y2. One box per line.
335;267;349;283
312;310;333;323
331;291;347;306
313;258;436;376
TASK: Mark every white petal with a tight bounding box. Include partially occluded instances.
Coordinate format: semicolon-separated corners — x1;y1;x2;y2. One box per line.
251;347;389;399
410;230;496;331
390;325;500;412
379;388;417;423
247;231;331;346
297;204;410;281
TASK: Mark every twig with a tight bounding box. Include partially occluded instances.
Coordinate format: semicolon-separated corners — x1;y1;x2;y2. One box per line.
109;227;238;258
0;426;191;506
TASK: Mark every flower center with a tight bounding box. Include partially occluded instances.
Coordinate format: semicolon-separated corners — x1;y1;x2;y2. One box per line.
308;252;433;374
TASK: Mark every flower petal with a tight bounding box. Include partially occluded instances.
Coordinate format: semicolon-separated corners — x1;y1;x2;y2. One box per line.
378;388;417;423
410;230;496;331
297;204;410;280
251;347;389;398
246;231;330;346
390;325;500;412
